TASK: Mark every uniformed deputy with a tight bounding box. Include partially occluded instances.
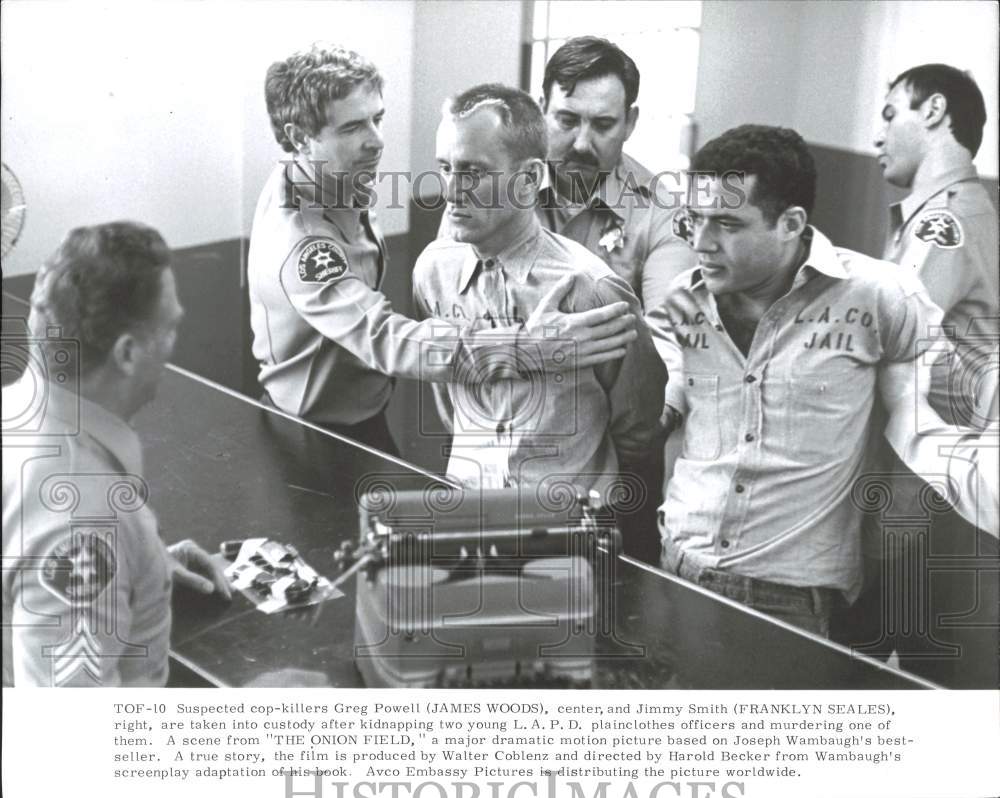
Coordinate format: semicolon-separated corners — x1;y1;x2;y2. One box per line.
249;45;639;453
2;222;229;687
525;37;694;561
536;36;695;314
876;63;999;426
829;64;1000;685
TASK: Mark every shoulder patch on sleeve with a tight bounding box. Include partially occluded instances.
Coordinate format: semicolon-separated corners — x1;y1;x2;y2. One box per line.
40;530;116;606
914;210;964;249
297;240;349;283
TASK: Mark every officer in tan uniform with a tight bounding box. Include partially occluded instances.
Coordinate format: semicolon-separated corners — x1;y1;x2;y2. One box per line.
2;222;229;687
832;64;999;686
250;45;639;453
536;36;695;314
876;63;998;425
527;37;694;559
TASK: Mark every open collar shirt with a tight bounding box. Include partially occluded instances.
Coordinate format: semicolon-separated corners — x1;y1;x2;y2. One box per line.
413;219;666;493
646;227;942;600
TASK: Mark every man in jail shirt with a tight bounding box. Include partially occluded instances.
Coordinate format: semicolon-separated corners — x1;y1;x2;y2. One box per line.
250;45;638;453
536;36;695;314
414;84;665;494
876;63;999;425
3;223;229;687
649;125;948;636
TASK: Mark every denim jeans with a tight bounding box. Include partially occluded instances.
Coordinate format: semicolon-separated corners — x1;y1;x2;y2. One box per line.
663;548;837;637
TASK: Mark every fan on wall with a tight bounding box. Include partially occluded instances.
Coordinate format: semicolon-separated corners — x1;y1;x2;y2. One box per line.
2;162;27;259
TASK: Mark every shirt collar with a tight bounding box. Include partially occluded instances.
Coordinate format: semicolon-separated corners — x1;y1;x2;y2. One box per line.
597;153;655;221
794;226;848;282
541;154;651;222
458;216;543;293
12;377;145;476
278;161;365;237
896;160;979;227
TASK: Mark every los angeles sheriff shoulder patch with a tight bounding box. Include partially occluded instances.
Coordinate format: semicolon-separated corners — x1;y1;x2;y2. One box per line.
298;240;349;283
40;530;116;605
914;210;963;249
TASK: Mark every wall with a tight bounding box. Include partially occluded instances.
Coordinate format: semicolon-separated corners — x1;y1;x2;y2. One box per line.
694;0;804;145
410;0;524;188
4;0;996;278
0;0;416;277
795;0;998;177
696;0;998;178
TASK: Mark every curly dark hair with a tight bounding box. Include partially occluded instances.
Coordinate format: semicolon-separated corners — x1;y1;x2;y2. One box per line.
542;36;640;110
890;64;986;157
691;125;816;225
265;43;384;153
29;221;170;371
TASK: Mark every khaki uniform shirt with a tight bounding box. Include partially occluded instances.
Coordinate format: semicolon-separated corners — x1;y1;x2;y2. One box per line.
647;228;942;600
536;153;695;313
884;161;999;425
249;164;558;426
2;380;171;686
413;221;666;493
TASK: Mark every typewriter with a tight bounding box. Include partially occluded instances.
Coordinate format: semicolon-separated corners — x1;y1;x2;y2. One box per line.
341;486;620;688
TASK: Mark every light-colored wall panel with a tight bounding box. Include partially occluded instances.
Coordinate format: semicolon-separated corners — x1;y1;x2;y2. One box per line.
794;0;998;177
694;0;997;178
694;1;804;146
410;0;524;189
1;0;415;277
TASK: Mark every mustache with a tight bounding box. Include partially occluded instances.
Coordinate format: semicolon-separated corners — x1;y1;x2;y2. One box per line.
556;152;601;170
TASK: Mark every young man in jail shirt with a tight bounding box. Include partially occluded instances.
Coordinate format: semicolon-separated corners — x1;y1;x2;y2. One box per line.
649;125;953;637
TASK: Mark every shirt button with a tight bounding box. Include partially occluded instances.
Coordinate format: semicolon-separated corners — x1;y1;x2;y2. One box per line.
720;540;731;549
744;433;755;442
745;375;756;384
735;484;745;494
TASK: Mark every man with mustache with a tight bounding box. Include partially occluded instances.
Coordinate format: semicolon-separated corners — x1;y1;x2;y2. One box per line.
537;36;695;314
249;44;639;454
874;63;997;425
533;37;695;559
